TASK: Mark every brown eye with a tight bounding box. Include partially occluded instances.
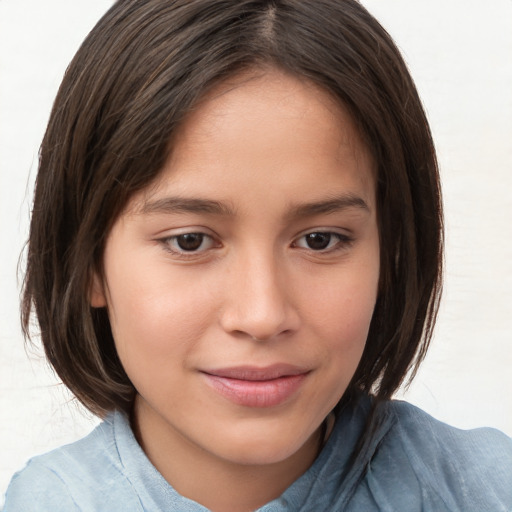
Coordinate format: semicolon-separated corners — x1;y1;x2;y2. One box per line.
304;232;332;250
160;232;218;257
294;231;352;252
176;233;205;251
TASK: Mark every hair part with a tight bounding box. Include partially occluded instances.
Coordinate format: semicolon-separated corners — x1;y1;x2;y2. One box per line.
22;0;443;418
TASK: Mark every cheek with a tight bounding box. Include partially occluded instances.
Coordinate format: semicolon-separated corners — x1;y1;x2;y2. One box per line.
104;259;216;375
298;257;379;404
307;276;378;405
304;265;379;346
106;284;216;407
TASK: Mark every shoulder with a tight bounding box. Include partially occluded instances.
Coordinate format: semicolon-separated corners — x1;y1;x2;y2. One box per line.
4;456;83;512
387;399;512;465
373;400;512;509
3;412;142;512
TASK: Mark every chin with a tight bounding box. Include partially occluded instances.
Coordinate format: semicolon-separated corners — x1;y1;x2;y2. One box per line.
214;422;320;467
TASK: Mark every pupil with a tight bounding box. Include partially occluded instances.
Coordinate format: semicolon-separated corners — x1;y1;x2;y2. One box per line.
306;232;331;250
177;233;203;251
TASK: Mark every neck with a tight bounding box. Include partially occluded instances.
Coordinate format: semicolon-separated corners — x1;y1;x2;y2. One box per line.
132;398;325;512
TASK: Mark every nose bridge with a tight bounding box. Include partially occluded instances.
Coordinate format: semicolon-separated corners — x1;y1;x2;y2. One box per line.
220;245;296;340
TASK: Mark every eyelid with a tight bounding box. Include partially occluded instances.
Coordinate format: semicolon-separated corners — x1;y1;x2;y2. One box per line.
292;229;354;252
156;229;222;258
154;226;353;258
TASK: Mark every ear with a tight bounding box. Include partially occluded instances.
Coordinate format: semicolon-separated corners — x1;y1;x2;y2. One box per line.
89;271;107;308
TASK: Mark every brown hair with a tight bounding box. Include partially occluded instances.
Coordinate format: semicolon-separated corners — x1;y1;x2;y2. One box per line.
22;0;443;418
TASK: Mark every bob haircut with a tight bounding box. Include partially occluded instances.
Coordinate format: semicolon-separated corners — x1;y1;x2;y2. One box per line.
22;0;443;418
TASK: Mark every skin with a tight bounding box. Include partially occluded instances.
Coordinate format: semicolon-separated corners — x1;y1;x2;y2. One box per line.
92;69;380;512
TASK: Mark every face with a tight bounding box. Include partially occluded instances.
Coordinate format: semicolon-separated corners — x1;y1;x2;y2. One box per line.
92;70;379;472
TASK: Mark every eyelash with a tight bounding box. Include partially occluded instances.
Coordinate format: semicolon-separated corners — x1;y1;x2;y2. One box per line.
159;232;218;257
292;231;354;253
158;230;353;258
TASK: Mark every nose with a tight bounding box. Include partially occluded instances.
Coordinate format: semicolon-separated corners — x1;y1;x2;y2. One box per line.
219;250;299;342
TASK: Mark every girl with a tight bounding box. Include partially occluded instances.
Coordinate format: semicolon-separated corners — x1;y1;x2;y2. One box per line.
4;0;511;510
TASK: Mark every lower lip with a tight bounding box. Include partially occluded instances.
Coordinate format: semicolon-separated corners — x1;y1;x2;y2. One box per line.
202;373;308;408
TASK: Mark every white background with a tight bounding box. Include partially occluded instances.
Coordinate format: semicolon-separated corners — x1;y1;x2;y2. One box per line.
1;0;511;499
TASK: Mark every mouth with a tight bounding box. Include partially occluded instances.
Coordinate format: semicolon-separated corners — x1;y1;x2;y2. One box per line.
201;364;310;408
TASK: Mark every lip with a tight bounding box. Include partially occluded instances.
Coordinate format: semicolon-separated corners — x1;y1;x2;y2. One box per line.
201;364;310;408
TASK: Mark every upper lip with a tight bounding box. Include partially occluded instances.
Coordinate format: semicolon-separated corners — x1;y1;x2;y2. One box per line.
202;364;310;381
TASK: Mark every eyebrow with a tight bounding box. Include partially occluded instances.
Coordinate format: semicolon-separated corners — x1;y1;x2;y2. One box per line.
140;197;236;216
139;193;370;218
285;194;370;220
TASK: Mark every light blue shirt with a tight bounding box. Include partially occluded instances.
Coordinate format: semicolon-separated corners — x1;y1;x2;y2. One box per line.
3;396;512;511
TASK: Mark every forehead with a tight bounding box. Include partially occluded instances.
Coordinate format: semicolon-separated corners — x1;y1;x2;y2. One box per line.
131;69;375;214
